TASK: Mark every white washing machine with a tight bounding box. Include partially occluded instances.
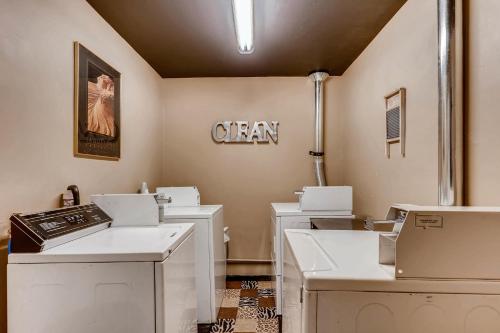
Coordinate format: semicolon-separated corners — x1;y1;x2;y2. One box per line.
8;194;197;333
271;186;353;315
157;187;226;324
283;205;500;333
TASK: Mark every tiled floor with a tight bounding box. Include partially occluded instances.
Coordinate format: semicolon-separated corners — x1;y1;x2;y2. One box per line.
210;278;279;333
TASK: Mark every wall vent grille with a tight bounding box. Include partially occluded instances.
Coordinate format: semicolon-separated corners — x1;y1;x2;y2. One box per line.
385;88;406;158
386;107;401;140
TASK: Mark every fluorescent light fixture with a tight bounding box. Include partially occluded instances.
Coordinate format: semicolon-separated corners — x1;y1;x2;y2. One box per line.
232;0;254;54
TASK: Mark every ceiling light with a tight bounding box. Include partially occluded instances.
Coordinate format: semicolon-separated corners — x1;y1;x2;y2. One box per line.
232;0;254;54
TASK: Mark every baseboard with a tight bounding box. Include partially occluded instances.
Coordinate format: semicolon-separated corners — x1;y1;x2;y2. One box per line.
227;262;272;276
226;275;273;281
0;238;7;333
197;323;212;333
227;259;272;264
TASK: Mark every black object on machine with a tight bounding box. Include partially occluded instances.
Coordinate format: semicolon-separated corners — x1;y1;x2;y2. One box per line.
9;203;112;253
310;217;366;230
67;185;80;205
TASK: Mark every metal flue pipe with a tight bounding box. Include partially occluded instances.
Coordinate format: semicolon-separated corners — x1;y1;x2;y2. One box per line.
437;0;463;206
309;71;329;186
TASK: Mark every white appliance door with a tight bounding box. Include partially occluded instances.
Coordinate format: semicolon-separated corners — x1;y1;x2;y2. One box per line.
277;216;311;315
211;208;226;322
282;237;303;333
270;213;282;314
165;218;212;322
270;213;279;275
8;262;155;333
155;232;197;333
163;211;226;323
317;291;500;333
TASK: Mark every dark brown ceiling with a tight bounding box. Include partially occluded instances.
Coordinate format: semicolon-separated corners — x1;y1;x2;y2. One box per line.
87;0;406;78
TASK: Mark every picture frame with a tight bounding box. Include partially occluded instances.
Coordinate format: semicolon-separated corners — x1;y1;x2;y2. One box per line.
74;42;121;160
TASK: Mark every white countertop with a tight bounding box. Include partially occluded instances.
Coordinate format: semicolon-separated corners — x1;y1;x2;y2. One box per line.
284;229;500;294
271;202;352;217
161;205;222;219
9;223;194;264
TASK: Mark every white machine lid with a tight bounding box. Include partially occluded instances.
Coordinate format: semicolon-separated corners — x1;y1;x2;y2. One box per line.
271;203;352;217
161;205;222;219
285;229;500;294
9;223;194;264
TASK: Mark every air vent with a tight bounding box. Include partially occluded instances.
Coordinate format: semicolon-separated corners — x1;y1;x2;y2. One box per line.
385;88;406;158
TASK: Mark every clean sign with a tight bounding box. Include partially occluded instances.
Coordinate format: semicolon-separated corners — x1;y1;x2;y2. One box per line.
212;121;279;143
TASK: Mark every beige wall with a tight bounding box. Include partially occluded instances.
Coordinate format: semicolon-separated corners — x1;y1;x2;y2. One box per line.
1;0;499;305
0;0;163;232
161;77;343;271
0;1;163;329
159;0;440;267
338;0;500;215
465;0;500;206
158;0;500;271
338;0;439;218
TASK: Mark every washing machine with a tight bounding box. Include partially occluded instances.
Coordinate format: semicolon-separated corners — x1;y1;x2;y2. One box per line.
157;187;226;324
8;194;197;333
271;186;353;314
282;205;500;333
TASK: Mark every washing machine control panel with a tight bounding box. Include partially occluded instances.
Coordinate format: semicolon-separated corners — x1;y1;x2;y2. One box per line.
10;203;112;252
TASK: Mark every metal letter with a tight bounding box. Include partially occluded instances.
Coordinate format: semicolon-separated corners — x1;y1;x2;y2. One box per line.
263;121;279;143
235;121;249;142
212;121;232;142
247;121;264;142
222;121;232;142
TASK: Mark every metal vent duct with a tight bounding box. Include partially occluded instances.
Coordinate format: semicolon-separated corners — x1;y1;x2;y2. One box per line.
438;0;463;206
309;71;329;186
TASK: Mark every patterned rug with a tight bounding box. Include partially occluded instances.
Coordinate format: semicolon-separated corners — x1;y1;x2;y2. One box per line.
210;279;279;333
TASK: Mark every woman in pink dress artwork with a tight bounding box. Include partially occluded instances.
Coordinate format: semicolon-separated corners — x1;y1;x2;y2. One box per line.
87;74;115;137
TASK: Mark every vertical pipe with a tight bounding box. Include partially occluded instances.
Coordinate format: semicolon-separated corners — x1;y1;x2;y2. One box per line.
438;0;463;206
309;71;329;186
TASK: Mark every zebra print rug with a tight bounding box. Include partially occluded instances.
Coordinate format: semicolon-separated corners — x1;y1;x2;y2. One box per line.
210;279;279;333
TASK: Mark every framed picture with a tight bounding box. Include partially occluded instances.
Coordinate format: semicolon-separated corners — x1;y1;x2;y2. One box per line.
384;87;406;158
74;42;120;160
